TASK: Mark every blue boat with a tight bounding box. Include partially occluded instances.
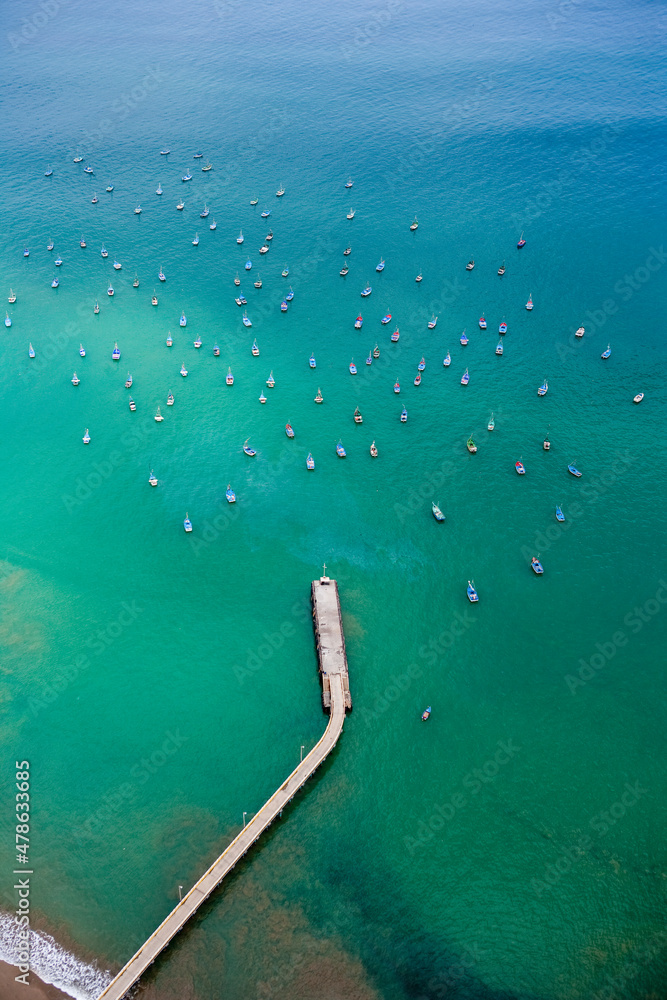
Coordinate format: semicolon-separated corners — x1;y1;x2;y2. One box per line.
376;258;385;271
421;706;431;721
180;312;187;326
537;380;548;396
51;277;59;288
556;506;565;522
28;343;35;358
361;285;372;297
366;353;372;365
418;357;425;371
515;460;525;475
285;287;294;301
261;210;270;218
243;439;256;456
461;368;469;385
55;256;62;266
282;267;289;277
354;315;363;329
336;440;346;457
517;232;526;248
183;514;192;532
182;172;193;181
242;311;252;327
499;321;508;334
381;313;391;324
309;354;316;368
112;343;121;360
306;453;315;469
245;259;252;270
400;407;408;422
496;341;503;355
531;557;544;574
5;314;11;327
568;464;582;477
349;361;357;374
47;240;54;251
23;248;29;257
45;165;53;176
280;300;288;312
432;502;445;522
84;165;93;174
601;345;611;359
106;185;114;192
225;484;236;503
285;423;295;438
467;581;479;602
443;352;451;367
479;315;487;329
460;330;468;345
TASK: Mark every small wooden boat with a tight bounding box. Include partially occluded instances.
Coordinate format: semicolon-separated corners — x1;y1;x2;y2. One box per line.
421;706;431;721
51;277;59;288
443;352;451;367
210;220;216;230
315;388;323;403
498;261;506;275
517;233;526;248
575;326;585;338
488;413;495;431
184;514;193;532
167;392;174;405
285;423;294;438
306;453;315;469
192;234;199;246
80;237;87;248
266;371;275;387
515;460;526;475
5;313;11;327
376;258;385;272
531;557;544;575
112;343;121;360
461;369;469;385
354;315;363;329
245;259;252;271
601;345;611;359
242;311;252;326
166;334;173;347
213;344;220;356
343;247;351;256
235;296;246;306
223;484;235;504
415;271;423;283
526;295;534;311
499;321;507;334
234;273;241;286
177;201;184;210
373;345;380;358
336;440;346;457
428;315;437;329
129;398;136;411
134;205;142;215
381;313;391;324
180;313;187;327
555;506;565;522
633;393;644;403
309;354;316;368
259;245;269;255
200;204;209;218
370;441;378;458
349;360;357;374
243;439;256;456
250;196;259;205
568;464;582;477
390;328;400;342
79;344;86;357
252;340;260;356
259;392;267;404
55;256;62;266
466;259;474;271
413;369;422;386
125;373;133;388
479;315;486;329
340;264;349;276
393;380;400;393
537;380;548;396
400;407;408;422
8;289;16;304
285;287;294;302
158;268;166;282
71;372;80;385
194;336;202;349
496;341;503;355
467;436;477;454
432;503;445;522
418;357;426;371
266;231;273;241
133;275;139;287
467;581;479;602
155;407;164;422
254;277;262;288
83;428;90;444
366;353;372;365
91;193;98;204
156;183;162;196
226;368;234;385
344;178;353;189
261;209;270;218
152;293;158;306
347;209;355;220
149;471;157;486
460;330;468;345
543;434;550;451
410;216;418;231
280;300;288;312
113;260;122;270
180;364;188;377
361;284;372;297
353;407;363;424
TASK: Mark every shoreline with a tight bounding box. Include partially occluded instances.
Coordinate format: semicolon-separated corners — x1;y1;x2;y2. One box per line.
0;960;72;1000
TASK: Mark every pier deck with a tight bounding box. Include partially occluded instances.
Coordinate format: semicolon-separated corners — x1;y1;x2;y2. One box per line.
98;577;350;1000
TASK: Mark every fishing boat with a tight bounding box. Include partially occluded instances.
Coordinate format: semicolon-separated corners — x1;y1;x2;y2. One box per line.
129;398;136;411
182;172;193;182
601;345;611;359
531;557;544;575
83;428;90;444
390;328;400;342
149;471;157;486
184;514;193;532
259;392;267;404
242;311;252;327
410;216;418;231
213;344;220;356
381;313;391;324
133;275;139;287
234;273;241;286
166;334;173;347
345;178;353;189
226;367;234;384
71;372;80;385
555;506;565;522
45;165;53;176
134;205;142;215
4;313;11;327
154;406;164;422
432;503;445;522
443;352;451;367
84;165;94;174
418;357;426;371
421;706;431;721
575;326;585;337
488;413;495;431
495;341;503;355
192;234;199;246
498;261;506;275
285;287;294;302
113;260;122;270
309;354;316;368
370;441;378;457
343;247;351;256
243;439;256;456
427;315;438;329
23;248;29;257
306;453;315;469
112;343;121;360
467;436;477;454
347;209;355;220
28;344;36;359
180;313;187;326
353;407;363;424
202;163;212;172
373;345;380;358
125;373;133;388
80;237;86;247
633;392;644;403
177;200;184;210
499;321;507;334
361;284;372;297
400;406;408;422
314;388;323;403
91;193;98;204
245;259;252;270
466;259;474;271
180;364;188;377
517;233;526;248
526;295;534;311
226;484;236;503
393;380;401;394
515;460;526;475
252;340;260;356
79;344;86;357
479;315;487;329
266;371;275;387
167;392;174;405
376;258;385;272
568;464;582;477
152;293;158;305
51;277;59;288
276;184;285;197
537;380;548;396
467;581;479;602
280;300;288;312
460;330;468;345
7;289;16;304
47;240;54;251
543;433;550;451
414;373;422;386
285;423;294;438
55;256;62;266
336;440;346;457
354;315;363;329
200;205;209;218
254;276;262;288
340;264;349;276
250;196;259;206
106;185;113;192
156;183;162;195
282;266;290;277
461;368;469;385
158;268;166;282
416;271;423;283
210;220;217;230
194;336;202;349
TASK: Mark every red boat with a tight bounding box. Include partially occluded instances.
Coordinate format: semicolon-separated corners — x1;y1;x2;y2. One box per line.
354;315;363;329
390;328;399;342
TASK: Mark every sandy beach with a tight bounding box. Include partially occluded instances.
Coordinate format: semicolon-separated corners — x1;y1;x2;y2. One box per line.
0;960;71;1000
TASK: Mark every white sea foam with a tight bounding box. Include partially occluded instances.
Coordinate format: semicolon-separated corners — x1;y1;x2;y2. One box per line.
0;911;112;1000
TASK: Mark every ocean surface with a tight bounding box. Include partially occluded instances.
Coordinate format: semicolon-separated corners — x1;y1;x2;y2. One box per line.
1;0;666;997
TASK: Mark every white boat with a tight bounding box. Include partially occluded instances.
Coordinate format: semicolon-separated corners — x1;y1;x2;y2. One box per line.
180;312;187;326
28;343;35;358
488;413;495;431
82;428;90;444
428;315;437;329
184;514;193;532
237;231;244;244
194;336;202;348
209;220;216;230
276;184;285;196
347;209;355;219
79;344;86;357
113;260;122;270
167;391;174;406
155;406;164;422
149;471;158;486
71;372;80;385
192;234;199;246
5;313;11;327
134;205;142;215
156;183;163;195
166;334;173;347
180;364;188;377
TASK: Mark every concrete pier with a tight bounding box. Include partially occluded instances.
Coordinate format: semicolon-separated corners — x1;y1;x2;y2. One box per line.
98;577;350;1000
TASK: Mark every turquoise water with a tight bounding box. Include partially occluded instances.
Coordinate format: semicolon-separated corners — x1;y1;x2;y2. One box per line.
1;0;666;997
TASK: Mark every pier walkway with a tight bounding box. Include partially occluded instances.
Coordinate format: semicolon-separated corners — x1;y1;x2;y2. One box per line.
98;577;349;1000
